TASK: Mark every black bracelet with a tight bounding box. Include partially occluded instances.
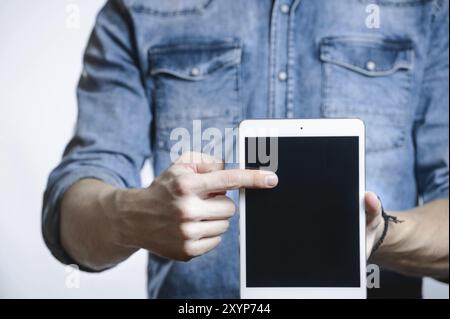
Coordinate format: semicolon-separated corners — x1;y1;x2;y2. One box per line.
371;196;404;254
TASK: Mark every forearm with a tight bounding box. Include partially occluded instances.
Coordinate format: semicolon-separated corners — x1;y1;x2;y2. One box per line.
60;179;137;271
371;199;449;281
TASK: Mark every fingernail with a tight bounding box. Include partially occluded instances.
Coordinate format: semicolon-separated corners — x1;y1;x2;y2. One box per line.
265;174;278;187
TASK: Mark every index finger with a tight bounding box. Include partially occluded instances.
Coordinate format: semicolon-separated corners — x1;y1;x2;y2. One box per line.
196;169;279;193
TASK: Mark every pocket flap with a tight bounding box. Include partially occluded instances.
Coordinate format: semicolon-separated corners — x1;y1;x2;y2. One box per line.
320;36;414;76
149;40;241;80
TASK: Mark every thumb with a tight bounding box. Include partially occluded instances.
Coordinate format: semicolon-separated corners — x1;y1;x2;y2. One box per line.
365;192;382;225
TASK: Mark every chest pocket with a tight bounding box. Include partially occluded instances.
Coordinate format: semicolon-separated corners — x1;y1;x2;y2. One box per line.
149;40;243;152
319;36;414;153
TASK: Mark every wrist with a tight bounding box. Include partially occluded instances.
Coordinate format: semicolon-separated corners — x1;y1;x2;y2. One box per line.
370;211;409;261
99;186;139;254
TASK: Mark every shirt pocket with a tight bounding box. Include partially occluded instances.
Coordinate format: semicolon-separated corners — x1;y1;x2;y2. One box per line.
319;36;415;153
149;40;242;153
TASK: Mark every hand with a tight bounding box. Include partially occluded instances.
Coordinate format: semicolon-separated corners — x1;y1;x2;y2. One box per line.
106;152;279;261
365;192;385;258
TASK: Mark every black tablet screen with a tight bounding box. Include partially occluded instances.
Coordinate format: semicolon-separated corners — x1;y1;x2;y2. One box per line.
245;136;360;287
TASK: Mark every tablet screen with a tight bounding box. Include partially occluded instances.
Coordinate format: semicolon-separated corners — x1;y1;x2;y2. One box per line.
245;136;360;288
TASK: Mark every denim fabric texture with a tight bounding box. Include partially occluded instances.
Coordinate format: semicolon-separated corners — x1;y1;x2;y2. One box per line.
43;0;449;298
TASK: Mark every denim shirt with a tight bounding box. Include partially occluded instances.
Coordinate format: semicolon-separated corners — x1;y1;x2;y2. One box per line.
43;0;449;298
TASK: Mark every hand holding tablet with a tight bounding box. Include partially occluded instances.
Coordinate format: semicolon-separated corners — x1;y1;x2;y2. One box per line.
239;119;367;299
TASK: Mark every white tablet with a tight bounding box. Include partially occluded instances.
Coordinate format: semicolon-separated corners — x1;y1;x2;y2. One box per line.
239;119;366;299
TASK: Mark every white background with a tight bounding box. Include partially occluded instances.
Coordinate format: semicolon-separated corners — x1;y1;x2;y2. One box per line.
0;0;448;299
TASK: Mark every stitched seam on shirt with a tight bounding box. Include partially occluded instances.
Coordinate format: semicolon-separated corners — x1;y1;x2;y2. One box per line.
234;46;244;123
357;0;433;7
320;57;331;117
413;0;444;121
130;0;214;16
287;0;302;115
149;42;240;55
321;36;414;50
319;57;413;77
150;59;241;79
268;1;279;118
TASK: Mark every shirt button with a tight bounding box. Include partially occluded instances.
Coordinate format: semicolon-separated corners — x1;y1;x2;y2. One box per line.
190;67;200;77
366;61;376;71
278;71;288;81
287;111;294;118
280;4;290;14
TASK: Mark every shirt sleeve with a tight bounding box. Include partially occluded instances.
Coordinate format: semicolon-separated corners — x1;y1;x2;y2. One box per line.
414;0;449;204
42;0;152;271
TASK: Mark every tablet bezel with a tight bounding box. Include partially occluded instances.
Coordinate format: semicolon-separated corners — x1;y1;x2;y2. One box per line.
239;118;366;299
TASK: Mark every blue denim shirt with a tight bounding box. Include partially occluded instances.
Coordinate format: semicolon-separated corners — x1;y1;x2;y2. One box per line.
43;0;449;298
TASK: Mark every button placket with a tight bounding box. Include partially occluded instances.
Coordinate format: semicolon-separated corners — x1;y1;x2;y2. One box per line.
286;0;302;119
268;0;294;118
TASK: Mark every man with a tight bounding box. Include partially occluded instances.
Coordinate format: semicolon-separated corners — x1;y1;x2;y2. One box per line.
43;0;449;298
